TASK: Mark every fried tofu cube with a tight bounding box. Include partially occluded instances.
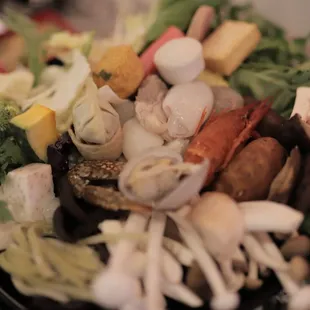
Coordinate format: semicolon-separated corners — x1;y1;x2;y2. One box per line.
203;20;261;76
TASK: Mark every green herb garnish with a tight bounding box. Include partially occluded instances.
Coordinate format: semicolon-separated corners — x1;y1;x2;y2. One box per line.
98;70;112;82
0;136;27;184
2;8;55;86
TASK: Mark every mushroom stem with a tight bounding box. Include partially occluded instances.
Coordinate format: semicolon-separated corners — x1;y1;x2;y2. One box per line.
242;234;288;271
100;219;183;283
245;259;263;290
232;248;248;273
289;256;310;283
169;212;239;310
258;264;270;278
176;204;192;217
255;232;310;310
220;260;245;292
145;211;167;310
161;281;203;308
232;248;247;265
239;201;304;233
111;212;149;269
92;212;148;309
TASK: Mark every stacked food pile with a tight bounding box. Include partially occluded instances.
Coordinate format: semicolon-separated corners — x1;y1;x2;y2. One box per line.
1;1;310;310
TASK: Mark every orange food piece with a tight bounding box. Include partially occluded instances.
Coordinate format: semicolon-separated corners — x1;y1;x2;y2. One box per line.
93;45;144;98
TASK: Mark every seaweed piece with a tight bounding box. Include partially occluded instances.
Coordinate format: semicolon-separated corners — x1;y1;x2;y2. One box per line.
257;113;310;153
53;207;77;243
57;176;87;222
47;133;82;195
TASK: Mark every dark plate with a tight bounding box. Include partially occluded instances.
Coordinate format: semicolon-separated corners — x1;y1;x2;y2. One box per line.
0;265;282;310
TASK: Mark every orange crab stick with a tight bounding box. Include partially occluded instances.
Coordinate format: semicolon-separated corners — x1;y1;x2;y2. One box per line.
140;26;184;78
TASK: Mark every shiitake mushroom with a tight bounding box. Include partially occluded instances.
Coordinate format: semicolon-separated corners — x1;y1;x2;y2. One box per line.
257;112;310;153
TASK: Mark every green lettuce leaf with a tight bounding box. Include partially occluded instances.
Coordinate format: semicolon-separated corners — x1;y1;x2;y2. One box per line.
144;0;222;47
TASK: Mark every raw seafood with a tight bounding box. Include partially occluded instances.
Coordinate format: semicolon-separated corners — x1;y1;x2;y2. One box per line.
119;147;209;210
162;81;214;139
135;75;168;136
184;100;271;185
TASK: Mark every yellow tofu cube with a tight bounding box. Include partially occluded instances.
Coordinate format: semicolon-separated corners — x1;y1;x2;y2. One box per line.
203;20;261;76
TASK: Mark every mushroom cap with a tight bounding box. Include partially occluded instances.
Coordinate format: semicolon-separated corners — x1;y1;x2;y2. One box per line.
190;192;245;260
289;286;310;310
289;256;310;283
210;292;240;310
92;270;141;309
281;235;310;260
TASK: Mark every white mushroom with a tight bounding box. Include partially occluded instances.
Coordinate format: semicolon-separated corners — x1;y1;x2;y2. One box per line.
239;201;304;233
258;264;270;278
232;248;248;272
255;232;310;310
220;260;245;292
189;193;246;292
145;211;167;310
281;235;310;260
289;256;310;283
121;297;147;310
91;212;148;309
245;259;263;290
161;281;203;308
242;234;288;270
169;212;239;310
99;220;183;283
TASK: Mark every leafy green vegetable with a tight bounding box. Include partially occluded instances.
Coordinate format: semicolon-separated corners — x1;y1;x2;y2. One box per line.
0;136;27;184
144;0;222;47
0;97;20;143
229;64;310;117
2;8;54;87
218;3;310;118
